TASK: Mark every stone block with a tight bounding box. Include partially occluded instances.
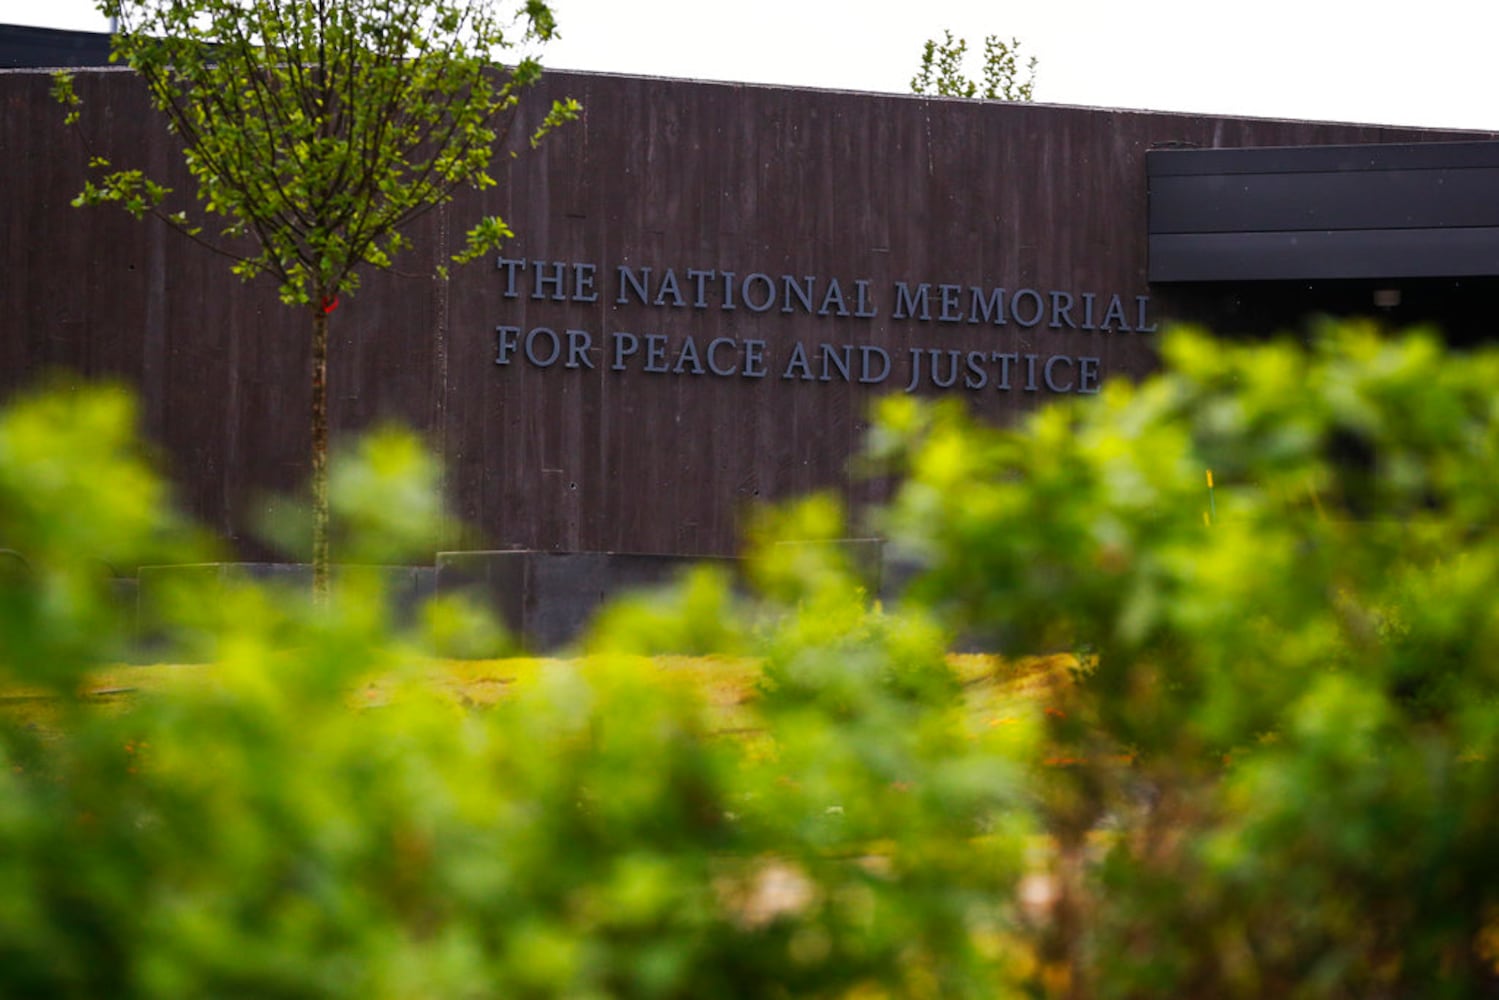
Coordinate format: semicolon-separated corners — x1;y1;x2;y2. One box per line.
436;550;738;651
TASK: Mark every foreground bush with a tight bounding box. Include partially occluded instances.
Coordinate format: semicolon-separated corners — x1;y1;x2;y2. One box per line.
0;386;1037;998
5;321;1499;997
873;323;1499;997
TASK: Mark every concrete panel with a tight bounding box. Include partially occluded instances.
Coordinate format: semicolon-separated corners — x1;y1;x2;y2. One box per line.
437;550;738;651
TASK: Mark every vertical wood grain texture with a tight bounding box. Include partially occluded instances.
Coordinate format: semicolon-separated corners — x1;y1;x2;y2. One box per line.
3;68;1490;562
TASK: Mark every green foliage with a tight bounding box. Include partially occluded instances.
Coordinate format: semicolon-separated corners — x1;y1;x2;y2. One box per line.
327;427;448;565
0;384;200;692
58;0;580;594
67;0;578;306
50;69;81;124
911;29;1036;102
12;320;1499;995
873;322;1499;995
0;385;1040;997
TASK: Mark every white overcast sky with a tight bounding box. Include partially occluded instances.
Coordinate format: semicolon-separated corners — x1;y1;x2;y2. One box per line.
7;0;1498;132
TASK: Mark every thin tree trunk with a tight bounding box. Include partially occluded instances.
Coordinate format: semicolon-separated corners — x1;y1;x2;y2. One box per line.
310;291;330;601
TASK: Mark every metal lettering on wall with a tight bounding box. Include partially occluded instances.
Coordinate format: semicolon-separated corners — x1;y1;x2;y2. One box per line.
494;257;1157;395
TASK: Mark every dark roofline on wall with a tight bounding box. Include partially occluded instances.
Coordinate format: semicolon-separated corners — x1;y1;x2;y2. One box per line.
1148;138;1499;281
0;23;113;69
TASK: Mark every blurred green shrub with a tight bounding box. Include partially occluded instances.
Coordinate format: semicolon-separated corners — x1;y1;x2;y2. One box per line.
872;322;1499;996
0;382;1038;997
8;320;1499;997
0;384;200;691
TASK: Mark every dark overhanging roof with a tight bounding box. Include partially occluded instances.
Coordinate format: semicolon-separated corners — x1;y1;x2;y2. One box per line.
0;23;113;69
1148;140;1499;282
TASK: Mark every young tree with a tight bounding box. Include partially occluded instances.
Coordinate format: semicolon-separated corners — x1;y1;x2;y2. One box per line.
54;0;579;596
910;29;1036;102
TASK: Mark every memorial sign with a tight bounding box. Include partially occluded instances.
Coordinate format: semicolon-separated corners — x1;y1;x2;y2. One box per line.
2;63;1488;560
493;256;1156;394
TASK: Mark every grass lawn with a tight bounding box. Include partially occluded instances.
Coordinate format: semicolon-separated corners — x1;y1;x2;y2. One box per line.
2;652;1076;738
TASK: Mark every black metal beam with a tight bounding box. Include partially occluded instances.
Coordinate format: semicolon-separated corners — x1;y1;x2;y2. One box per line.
1148;140;1499;281
0;24;113;69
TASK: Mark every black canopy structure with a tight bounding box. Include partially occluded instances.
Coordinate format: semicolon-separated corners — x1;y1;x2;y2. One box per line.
0;23;112;69
1148;140;1499;282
